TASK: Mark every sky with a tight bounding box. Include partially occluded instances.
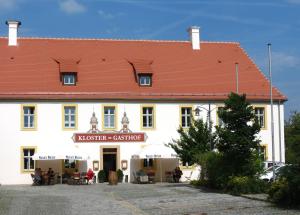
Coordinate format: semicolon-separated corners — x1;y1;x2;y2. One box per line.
0;0;299;119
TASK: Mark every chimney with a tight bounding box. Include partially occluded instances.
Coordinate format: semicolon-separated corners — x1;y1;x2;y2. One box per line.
6;20;21;46
188;26;200;50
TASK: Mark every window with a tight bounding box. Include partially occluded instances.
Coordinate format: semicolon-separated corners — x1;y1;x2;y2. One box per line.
141;106;155;129
21;147;36;172
217;107;225;127
139;75;152;86
21;105;37;130
64;159;76;168
259;145;268;161
62;73;76;85
181;107;192;128
103;106;116;129
255;107;266;129
143;158;154;167
63;105;77;129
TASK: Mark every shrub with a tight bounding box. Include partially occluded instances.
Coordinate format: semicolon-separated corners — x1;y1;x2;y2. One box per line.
226;176;268;195
205;152;227;189
117;169;124;182
98;170;106;183
268;165;300;208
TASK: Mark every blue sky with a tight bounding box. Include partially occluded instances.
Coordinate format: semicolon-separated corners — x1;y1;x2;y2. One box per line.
0;0;299;119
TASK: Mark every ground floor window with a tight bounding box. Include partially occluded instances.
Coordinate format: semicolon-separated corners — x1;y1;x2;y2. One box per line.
21;147;36;172
259;145;268;161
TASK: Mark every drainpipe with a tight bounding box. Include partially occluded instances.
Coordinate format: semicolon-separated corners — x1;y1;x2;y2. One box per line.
278;100;282;163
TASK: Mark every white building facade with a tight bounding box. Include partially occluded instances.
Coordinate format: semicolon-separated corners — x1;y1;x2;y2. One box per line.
0;21;286;185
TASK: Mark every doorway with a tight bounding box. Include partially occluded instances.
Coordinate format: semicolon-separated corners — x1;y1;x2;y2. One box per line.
102;147;118;181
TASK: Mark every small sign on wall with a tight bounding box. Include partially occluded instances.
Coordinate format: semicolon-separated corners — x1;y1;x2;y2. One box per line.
93;160;99;171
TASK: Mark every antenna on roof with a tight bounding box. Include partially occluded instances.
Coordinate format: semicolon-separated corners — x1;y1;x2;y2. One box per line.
235;63;239;94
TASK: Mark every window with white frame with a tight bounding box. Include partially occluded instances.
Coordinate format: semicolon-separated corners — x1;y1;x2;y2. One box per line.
255;107;265;128
142;107;153;128
64;106;76;128
63;73;76;85
23;106;35;128
22;148;35;171
104;106;115;128
181;107;192;128
139;75;152;86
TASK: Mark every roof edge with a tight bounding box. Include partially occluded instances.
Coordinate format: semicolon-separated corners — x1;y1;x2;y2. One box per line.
0;36;239;44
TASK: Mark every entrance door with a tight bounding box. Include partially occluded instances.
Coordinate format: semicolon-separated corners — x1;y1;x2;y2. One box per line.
102;148;117;181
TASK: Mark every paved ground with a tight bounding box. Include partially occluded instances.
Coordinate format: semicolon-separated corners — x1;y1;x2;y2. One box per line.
0;183;299;215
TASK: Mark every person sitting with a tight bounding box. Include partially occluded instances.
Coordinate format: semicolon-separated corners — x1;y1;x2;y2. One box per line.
86;168;94;184
173;166;183;183
47;168;55;185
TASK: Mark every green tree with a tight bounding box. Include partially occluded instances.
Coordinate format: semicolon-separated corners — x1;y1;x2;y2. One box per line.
268;112;300;207
285;111;300;165
168;119;216;166
216;92;262;178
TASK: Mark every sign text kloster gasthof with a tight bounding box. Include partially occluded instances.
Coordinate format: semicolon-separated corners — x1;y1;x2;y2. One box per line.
73;133;146;143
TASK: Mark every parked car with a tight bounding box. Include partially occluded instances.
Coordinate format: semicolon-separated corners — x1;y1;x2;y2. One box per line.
260;165;285;182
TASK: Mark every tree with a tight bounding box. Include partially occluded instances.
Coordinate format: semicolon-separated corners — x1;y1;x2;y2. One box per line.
285;111;300;165
268;111;300;207
168;119;216;166
216;92;262;177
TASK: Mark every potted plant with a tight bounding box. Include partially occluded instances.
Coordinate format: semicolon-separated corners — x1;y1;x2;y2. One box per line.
98;170;106;183
117;169;124;183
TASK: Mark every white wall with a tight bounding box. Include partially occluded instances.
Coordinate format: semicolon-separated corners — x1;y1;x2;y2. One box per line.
0;101;285;185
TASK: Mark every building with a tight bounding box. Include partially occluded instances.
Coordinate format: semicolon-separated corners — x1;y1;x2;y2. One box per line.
0;21;286;185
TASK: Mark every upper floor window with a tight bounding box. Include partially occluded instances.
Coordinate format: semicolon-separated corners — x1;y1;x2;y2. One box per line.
21;105;37;130
103;106;116;129
62;73;76;85
139;75;152;86
181;107;192;128
142;106;155;129
255;107;266;129
21;147;36;172
63;105;77;129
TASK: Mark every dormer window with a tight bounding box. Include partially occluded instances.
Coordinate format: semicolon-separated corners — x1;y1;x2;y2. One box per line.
62;73;76;86
139;75;152;86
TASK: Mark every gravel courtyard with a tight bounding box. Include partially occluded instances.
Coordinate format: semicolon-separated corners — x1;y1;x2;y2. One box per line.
0;183;299;215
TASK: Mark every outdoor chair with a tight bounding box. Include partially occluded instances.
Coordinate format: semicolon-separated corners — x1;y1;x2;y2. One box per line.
72;172;81;185
31;174;41;186
185;171;193;182
165;171;174;183
133;171;149;184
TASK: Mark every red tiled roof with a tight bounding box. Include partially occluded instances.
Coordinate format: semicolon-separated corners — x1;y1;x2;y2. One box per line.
129;59;153;74
56;59;79;73
0;37;286;101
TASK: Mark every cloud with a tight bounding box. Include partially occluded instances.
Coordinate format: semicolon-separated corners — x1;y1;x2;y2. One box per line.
286;0;300;4
97;10;124;19
272;52;300;69
0;0;21;11
59;0;86;14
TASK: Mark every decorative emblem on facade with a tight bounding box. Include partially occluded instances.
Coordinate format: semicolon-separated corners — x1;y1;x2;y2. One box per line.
119;112;132;133
87;112;100;133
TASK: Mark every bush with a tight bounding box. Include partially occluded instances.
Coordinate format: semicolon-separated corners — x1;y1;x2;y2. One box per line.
117;169;124;182
98;170;106;183
205;152;227;189
226;176;268;195
268;165;300;208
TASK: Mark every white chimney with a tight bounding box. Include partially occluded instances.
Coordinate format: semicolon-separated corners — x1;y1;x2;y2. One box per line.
188;26;200;50
6;20;21;46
